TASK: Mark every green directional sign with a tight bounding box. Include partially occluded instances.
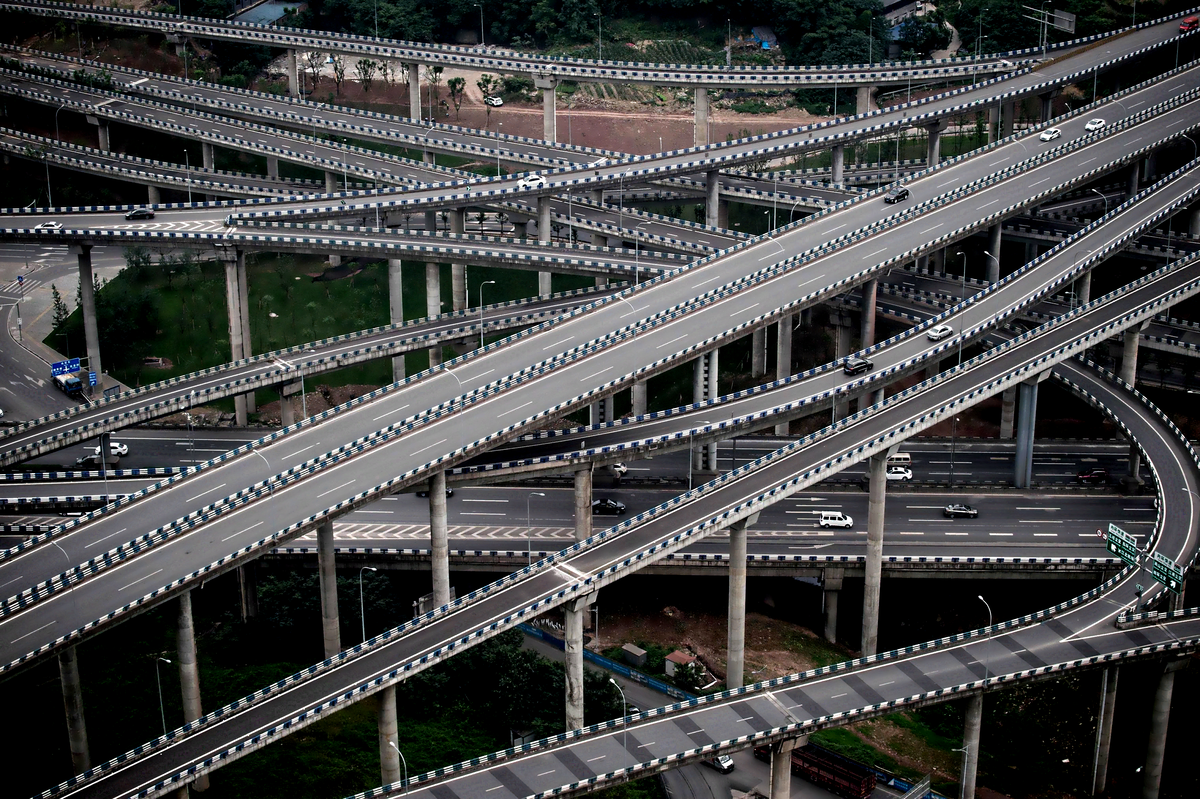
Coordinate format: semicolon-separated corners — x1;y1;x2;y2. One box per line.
1105;524;1141;567
1150;551;1184;595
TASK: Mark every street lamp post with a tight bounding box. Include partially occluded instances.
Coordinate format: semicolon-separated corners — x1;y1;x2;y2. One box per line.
949;416;959;489
687;420;711;490
359;566;377;643
633;221;649;285
155;657;172;736
978;594;992;682
479;279;495;349
387;741;409;793
184;149;192;204
954;744;971;799
55;102;66;142
0;299;24;343
474;3;484;46
526;491;546;565
496;122;503;174
954;251;968;366
594;12;602;60
1091;188;1108;215
608;677;628;768
772;173;778;231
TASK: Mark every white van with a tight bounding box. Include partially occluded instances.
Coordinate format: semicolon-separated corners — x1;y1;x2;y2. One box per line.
886;452;912;467
819;511;853;528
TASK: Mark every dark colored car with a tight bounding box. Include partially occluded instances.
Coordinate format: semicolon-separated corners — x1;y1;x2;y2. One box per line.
884;186;910;204
843;357;873;376
124;208;155;220
1076;467;1108;484
416;488;454;498
592;498;627;515
943;503;979;518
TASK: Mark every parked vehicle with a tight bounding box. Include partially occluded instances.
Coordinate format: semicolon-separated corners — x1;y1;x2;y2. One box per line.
753;744;876;799
592;498;627;515
53;373;84;397
483;95;503;106
943;503;979;518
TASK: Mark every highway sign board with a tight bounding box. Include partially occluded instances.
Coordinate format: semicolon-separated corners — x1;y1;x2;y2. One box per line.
1150;551;1184;595
1105;523;1141;567
88;372;97;387
51;358;81;376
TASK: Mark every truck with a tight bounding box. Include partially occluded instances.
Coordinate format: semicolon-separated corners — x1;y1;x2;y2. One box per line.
53;373;84;398
753;743;876;799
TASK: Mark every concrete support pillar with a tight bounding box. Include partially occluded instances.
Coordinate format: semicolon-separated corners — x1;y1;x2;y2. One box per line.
831;144;844;188
1128;164;1140;197
1014;378;1039;488
861;453;887;656
73;244;103;393
855;85;872;115
986;225;1002;283
1189;206;1200;238
221;250;248;425
988;105;999;143
377;685;401;785
770;737;804;799
860;278;877;348
1092;666;1119;795
388;259;406;382
694;87;709;147
450;210;467;311
573;467;593;542
147;185;161;205
317;520;340;659
751;327;767;378
407;62;421;120
1120;327;1140;385
287;49;299;96
1126;443;1144;490
1000;100;1015;137
564;597;589;731
775;314;794;435
279;381;299;427
239;561;259;621
429;470;450;606
726;519;748;689
595;276;609;288
426;263;442;367
823;570;843;643
1025;241;1038;263
705;170;720;228
1142;662;1180;799
534;76;558;142
325;170;338;194
59;647;90;774
1040;92;1054;122
961;693;984;798
537;197;552;295
692;350;719;472
631;380;648;416
930;246;945;274
235;250;254;414
834;319;852;420
266;156;279;178
1076;270;1092;306
202;142;214;171
926;120;945;167
96;123;110;152
176;591;208;790
999;387;1016;439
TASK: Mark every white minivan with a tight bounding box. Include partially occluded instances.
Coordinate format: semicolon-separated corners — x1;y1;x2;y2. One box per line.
887;452;912;467
819;511;853;528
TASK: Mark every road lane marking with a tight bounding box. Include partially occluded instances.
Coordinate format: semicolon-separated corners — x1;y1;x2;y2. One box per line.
497;401;533;418
284;445;315;459
543;336;574;351
186;483;226;503
463;368;494;382
371;404;410;422
317;480;356;499
222;521;264;542
862;247;887;261
409;439;448;457
580;367;613;382
85;527;128;549
118;568;163;592
731;304;759;317
657;334;687;349
10;620;55;644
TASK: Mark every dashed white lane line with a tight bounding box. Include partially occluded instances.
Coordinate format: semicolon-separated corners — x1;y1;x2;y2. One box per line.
118;568;162;592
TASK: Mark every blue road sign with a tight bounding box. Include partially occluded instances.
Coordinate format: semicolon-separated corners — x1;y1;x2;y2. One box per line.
88;372;97;386
51;358;81;376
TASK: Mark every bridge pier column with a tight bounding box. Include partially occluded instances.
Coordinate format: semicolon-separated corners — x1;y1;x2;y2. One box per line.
450;210;467;311
534;75;558;142
73;244;104;394
930;246;945;274
833;314;852;420
279;380;300;427
1092;665;1119;795
631;380;648;416
221;249;250;423
429;469;450;607
830;144;844;189
59;647;90;775
406;62;421;120
93;121;110;152
988;104;999;143
916;253;929;272
705;170;721;228
426;227;442;367
1013;377;1040;488
287;49;299;96
855;85;872;115
317;520;340;658
1190;206;1200;238
1076;270;1092;306
999;387;1016;439
1039;90;1056;122
775;314;794;435
266;155;279;178
239;561;259;621
926;119;947;168
860;278;877;348
1000;101;1015;137
590;396;614;425
377;685;401;785
325;170;338;194
986;225;1002;282
574;466;593;542
692;350;719;472
176;590;209;790
726;519;749;689
694;87;709;147
1025;241;1038;263
961;693;984;798
565;595;592;731
388;259;406;382
861;452;887;656
1127;164;1140;197
147;185;161;205
751;327;767;378
1120;324;1144;386
1142;660;1183;799
1125;443;1145;492
538;197;552;295
202;142;214;171
823;569;843;643
770;737;805;799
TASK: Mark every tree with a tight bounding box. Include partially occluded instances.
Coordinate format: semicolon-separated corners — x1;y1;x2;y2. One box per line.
447;76;466;120
304;51;323;93
331;53;346;95
424;65;444;117
354;58;377;94
477;73;498;126
51;284;69;328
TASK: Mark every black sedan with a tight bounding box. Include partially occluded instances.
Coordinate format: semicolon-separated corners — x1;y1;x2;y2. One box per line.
843;357;873;376
592;498;627;515
1076;468;1108;484
124;208;155;220
884;186;910;204
943;504;979;518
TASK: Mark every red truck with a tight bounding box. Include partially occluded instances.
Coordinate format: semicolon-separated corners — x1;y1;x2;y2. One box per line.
754;743;876;799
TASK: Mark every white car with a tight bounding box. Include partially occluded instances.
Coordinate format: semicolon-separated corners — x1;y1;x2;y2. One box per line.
1084;118;1106;132
483;95;503;107
819;511;853;528
517;175;546;190
927;323;954;341
886;466;913;481
34;221;62;230
92;441;129;457
1039;128;1062;142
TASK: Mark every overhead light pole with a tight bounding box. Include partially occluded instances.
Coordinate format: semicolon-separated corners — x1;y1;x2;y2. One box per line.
155;657;172;736
479;279;495;349
359;566;377;642
608;677;628;768
474;3;484;46
526;491;546;565
633;221;649;285
978;594;992;682
387;741;409;793
955;251;968;366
